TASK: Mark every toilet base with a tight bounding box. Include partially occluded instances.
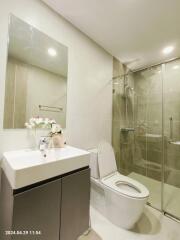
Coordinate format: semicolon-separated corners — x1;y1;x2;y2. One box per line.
105;187;146;229
91;179;107;217
91;178;148;230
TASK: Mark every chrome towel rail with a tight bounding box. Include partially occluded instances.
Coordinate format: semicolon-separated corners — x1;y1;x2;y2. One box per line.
39;105;63;113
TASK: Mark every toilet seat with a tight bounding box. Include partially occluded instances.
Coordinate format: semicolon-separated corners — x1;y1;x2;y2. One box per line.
97;142;149;199
101;172;149;199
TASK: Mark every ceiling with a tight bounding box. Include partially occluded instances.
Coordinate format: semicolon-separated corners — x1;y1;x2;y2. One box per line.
43;0;180;70
9;15;68;77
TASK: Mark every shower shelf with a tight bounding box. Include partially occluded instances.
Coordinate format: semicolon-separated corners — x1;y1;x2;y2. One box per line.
170;141;180;145
120;128;135;132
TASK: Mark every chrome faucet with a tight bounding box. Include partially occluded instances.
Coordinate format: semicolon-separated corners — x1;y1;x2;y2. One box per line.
39;136;50;157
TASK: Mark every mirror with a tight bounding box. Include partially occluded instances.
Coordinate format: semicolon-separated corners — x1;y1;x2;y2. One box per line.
3;15;68;129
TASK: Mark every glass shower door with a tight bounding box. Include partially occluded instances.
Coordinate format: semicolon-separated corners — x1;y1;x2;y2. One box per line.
112;58;180;219
163;59;180;219
132;66;163;210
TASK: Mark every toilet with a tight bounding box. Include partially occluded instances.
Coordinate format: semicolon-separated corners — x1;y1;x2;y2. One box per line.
90;142;149;229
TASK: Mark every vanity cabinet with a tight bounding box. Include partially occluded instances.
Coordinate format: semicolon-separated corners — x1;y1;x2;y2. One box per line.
0;167;90;240
60;169;90;240
12;179;62;240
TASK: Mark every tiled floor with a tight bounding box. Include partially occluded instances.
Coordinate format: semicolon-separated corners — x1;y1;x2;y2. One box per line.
129;172;180;218
79;229;102;240
81;206;180;240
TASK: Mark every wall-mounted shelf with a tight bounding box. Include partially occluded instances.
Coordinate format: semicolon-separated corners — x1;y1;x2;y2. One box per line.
120;128;135;132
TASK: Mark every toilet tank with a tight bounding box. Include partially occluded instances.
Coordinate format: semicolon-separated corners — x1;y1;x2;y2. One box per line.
88;149;99;179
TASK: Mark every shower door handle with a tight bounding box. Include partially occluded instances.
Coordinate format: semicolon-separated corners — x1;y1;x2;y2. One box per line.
169;116;173;143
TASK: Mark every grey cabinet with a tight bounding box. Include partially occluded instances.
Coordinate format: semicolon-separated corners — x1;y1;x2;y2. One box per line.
0;171;13;240
12;179;61;240
60;168;90;240
0;167;90;240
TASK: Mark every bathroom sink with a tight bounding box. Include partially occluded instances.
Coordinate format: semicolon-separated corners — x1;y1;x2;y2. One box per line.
2;146;90;189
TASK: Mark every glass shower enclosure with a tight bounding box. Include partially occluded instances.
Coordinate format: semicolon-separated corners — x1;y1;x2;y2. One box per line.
112;58;180;220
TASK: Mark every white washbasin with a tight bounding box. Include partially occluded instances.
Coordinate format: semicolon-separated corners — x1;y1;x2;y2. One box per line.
2;145;90;189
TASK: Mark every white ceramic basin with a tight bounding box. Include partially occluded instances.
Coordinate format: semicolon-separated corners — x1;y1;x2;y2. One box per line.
2;145;90;189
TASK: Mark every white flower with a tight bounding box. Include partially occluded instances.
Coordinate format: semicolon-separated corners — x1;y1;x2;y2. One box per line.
26;123;32;129
25;117;57;130
51;124;57;134
35;117;42;125
29;118;35;125
49;119;56;124
51;124;62;134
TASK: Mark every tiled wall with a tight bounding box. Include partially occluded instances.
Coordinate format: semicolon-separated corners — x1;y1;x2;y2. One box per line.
112;57;134;175
133;66;163;181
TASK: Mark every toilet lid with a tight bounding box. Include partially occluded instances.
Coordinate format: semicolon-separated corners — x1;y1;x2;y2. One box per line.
98;142;117;178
